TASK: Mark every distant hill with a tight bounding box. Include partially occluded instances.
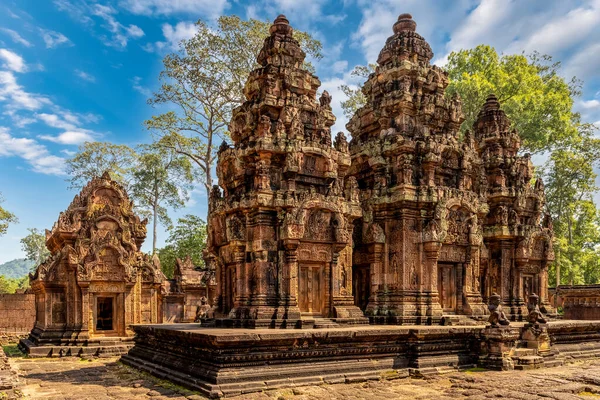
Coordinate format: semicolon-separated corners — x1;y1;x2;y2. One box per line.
0;258;35;279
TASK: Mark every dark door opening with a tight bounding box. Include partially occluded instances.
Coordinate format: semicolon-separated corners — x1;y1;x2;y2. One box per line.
353;265;370;311
96;297;114;331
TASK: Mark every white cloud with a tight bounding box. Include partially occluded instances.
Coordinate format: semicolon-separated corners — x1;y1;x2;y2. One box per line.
41;29;72;49
0;49;27;73
39;130;95;145
61;149;76;156
92;4;145;48
145;22;197;52
579;99;600;110
0;71;51;110
0;127;66;175
131;76;152;97
565;42;600;82
53;0;93;24
506;2;600;56
36;113;77;130
0;28;32;47
332;60;348;74
120;0;229;18
75;69;96;83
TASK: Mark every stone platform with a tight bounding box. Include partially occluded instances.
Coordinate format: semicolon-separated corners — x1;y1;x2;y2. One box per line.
121;320;600;398
19;329;134;358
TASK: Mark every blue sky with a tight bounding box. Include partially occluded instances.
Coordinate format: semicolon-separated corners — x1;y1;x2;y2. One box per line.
1;0;600;263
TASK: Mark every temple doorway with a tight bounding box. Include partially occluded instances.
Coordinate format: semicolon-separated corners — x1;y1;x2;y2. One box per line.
523;274;539;300
95;296;114;331
225;265;236;314
298;264;324;315
353;265;370;311
437;263;457;312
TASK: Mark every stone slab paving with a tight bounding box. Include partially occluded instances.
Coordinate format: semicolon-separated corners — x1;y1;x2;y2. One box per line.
5;356;600;400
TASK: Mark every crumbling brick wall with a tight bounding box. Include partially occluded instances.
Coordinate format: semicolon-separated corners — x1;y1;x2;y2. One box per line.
0;293;35;344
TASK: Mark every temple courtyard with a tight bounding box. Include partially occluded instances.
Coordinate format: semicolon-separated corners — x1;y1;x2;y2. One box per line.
3;350;600;400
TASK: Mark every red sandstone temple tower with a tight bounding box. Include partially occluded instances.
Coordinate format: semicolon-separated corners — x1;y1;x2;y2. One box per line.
21;172;165;356
346;14;554;323
475;94;555;318
206;15;366;327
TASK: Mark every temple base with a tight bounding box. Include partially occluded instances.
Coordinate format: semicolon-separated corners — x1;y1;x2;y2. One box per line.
122;320;600;398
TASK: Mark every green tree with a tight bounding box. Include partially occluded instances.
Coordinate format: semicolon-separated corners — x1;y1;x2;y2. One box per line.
0;275;27;294
146;15;322;194
157;215;207;278
20;228;51;268
0;193;17;236
339;64;375;119
65;142;138;189
445;46;583;153
542;132;600;285
130;145;194;254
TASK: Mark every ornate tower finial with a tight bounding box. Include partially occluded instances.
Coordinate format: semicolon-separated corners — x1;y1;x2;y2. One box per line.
393;13;416;33
484;93;500;111
269;14;292;35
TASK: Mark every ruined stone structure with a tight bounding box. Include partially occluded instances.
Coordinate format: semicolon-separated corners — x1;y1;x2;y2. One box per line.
123;15;600;397
162;256;216;323
551;285;600;320
206;14;555;327
346;14;554;323
21;172;164;357
207;15;365;327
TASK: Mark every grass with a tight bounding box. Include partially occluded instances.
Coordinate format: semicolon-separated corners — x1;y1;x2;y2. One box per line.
465;367;488;373
2;344;24;358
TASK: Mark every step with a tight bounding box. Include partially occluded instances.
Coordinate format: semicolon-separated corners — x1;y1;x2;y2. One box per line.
513;348;536;357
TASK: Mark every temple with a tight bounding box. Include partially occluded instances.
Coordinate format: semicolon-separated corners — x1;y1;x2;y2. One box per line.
122;16;600;397
206;13;555;327
207;15;365;327
21;172;165;357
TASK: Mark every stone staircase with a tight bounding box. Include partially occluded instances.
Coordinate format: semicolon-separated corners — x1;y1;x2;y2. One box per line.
299;317;340;329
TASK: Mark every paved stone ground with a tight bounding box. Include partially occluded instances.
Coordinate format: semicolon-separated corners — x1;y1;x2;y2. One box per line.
4;353;600;399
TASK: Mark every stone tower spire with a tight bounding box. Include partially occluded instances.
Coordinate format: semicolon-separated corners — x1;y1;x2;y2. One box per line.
207;15;364;327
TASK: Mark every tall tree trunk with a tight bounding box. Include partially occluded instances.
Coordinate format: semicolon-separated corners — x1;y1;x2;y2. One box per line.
152;204;158;255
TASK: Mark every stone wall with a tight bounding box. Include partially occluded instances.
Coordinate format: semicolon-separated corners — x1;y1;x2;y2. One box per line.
0;293;35;344
551;285;600;320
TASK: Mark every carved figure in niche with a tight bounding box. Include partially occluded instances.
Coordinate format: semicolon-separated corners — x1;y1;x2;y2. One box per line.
194;296;213;322
334;132;349;153
345;176;360;203
275;119;286;139
509;209;519;226
319;90;332;108
255;159;271;190
487;293;510;327
496;206;508;225
340;266;348;294
285;153;299;171
402;155;413;184
423;218;441;242
526;293;547;325
227;215;245;241
257;115;272;138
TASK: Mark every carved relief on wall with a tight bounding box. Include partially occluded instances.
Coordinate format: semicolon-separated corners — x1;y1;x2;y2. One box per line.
226;214;245;241
89;282;124;293
304;209;334;242
438;245;467;263
91;248;124;281
445;207;470;245
298;243;332;263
